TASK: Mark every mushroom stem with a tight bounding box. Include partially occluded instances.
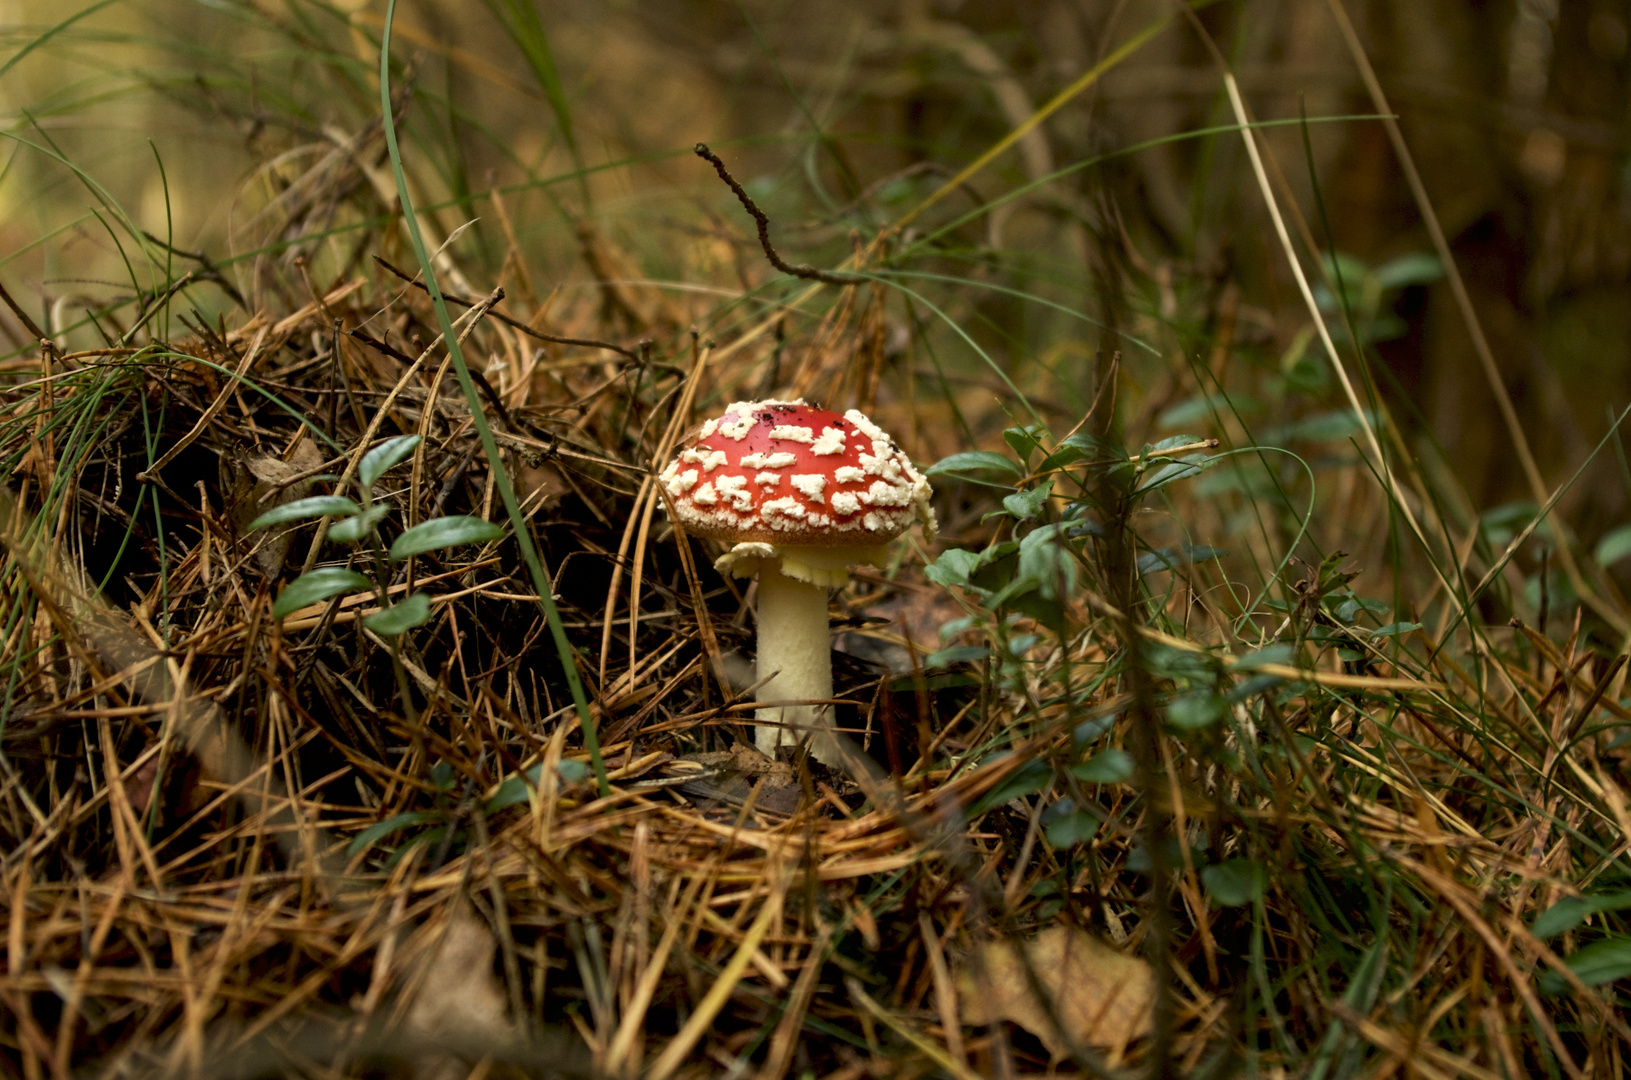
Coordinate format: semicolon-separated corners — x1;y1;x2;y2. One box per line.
754;559;836;760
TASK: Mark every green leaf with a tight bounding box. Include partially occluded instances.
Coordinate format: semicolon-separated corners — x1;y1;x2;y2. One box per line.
1138;544;1228;575
1226;673;1285;702
1157;396;1218;430
1481;500;1539;547
925;450;1022;478
1037;445;1085;471
1007;591;1065;635
363;592;433;636
1042;798;1101;849
1167;694;1226;730
1318;251;1373;307
1374;252;1443;290
1283;334;1328;393
1534;897;1596;940
430;760;456;791
1237;644;1296;670
1335;595;1390;622
1533;892;1631;939
1195;467;1281;500
1128;836;1188;874
1541;936;1631;993
485;765;543;813
1071;749;1134;784
1139;548;1182;574
972;563;1025;607
359;434;422;491
1003;425;1049;462
1260;409;1379;445
1007;633;1042;656
1202;859;1268;906
1596;525;1631;569
346;810;443;857
271;568;373;618
328;505;391;543
1145;643;1218;680
1158;393;1259;430
483;759;590;812
249;495;361;531
1002;480;1053;521
972;540;1020;574
924;548;982;589
970;757;1050;815
384;826;447;869
1370;622;1421;638
389;516;506;561
925;645;990;668
1073;715;1116;744
1059;431;1122;458
1135;454;1213;495
557;759;593;784
1017;524;1076;601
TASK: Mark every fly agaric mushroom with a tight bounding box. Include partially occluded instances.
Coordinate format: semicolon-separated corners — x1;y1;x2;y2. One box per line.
661;399;936;762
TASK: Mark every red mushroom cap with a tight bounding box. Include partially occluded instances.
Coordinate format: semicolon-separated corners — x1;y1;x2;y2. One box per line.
660;399;934;548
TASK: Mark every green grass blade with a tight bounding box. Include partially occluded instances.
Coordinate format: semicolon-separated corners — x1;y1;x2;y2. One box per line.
480;0;587;206
0;0;120;83
378;0;608;798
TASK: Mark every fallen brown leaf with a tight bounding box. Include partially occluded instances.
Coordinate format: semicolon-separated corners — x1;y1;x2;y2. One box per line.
956;924;1154;1059
224;440;322;577
404;906;513;1045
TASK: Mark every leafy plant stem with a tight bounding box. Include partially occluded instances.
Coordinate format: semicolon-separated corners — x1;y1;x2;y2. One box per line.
376;0;608;797
358;483;419;727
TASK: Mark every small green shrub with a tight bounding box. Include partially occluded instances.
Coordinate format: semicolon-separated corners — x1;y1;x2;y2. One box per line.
249;433;504;635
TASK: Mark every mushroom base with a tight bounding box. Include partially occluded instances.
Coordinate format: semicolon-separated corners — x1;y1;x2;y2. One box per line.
753;560;840;763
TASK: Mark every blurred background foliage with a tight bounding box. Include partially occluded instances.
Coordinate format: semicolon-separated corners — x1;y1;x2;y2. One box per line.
2;0;1630;594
